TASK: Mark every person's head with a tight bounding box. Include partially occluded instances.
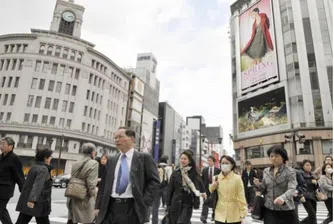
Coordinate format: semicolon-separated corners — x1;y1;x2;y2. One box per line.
245;160;252;170
324;156;333;165
0;137;15;155
115;127;135;153
322;163;333;176
207;155;216;167
267;145;288;167
180;150;196;170
159;155;169;164
35;148;53;165
220;155;236;174
251;7;260;18
301;160;313;173
100;154;108;166
82;143;97;159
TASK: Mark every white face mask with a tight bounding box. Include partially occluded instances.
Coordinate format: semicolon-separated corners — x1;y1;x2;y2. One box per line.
221;164;232;173
326;168;333;174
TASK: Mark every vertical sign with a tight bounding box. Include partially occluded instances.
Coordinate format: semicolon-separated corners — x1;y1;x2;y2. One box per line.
153;120;160;163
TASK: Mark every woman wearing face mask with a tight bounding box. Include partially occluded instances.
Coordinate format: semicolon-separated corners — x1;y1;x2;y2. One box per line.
319;163;333;224
15;148;53;224
209;155;247;224
253;145;297;224
299;160;318;224
166;150;206;224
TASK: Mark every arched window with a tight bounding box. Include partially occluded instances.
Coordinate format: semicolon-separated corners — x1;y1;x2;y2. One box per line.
39;45;45;54
77;53;82;63
58;19;75;36
70;51;76;60
55;47;61;57
63;49;68;59
47;46;53;55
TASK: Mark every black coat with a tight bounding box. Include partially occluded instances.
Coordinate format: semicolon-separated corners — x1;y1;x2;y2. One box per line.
166;168;204;224
201;166;221;194
301;171;317;201
0;151;25;199
241;168;257;187
95;151;160;224
16;163;53;217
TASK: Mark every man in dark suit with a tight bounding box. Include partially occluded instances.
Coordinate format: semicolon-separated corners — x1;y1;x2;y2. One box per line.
241;160;257;210
200;155;221;223
95;127;160;224
0;137;25;224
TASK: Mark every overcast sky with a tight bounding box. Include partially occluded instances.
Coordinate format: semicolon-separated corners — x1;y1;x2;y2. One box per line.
0;0;236;153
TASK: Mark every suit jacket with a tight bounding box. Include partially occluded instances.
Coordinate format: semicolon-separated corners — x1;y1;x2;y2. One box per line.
0;151;25;199
241;169;257;187
95;150;160;224
202;166;221;193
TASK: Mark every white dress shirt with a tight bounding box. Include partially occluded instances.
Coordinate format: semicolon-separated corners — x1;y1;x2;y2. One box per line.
111;148;134;198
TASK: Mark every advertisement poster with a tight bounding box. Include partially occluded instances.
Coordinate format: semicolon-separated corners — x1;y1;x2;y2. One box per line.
239;0;278;91
238;87;288;132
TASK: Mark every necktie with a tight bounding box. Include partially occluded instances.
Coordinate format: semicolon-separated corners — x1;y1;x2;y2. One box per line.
209;167;212;183
116;154;129;194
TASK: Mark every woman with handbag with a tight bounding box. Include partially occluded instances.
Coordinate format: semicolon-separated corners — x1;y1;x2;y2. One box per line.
209;155;247;224
253;145;298;224
319;163;333;224
15;148;53;224
166;150;206;224
67;143;98;224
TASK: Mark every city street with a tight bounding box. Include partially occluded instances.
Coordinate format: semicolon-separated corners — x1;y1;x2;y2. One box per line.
7;187;331;224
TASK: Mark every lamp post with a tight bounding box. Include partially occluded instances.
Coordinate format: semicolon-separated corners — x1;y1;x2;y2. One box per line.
285;132;305;166
56;134;64;176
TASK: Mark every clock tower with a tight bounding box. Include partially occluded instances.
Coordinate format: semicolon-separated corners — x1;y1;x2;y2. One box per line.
50;0;85;38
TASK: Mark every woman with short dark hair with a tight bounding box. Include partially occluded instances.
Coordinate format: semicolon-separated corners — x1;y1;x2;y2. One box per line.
254;145;297;224
15;148;53;224
319;163;333;224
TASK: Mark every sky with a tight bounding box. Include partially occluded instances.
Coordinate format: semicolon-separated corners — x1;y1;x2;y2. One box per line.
0;0;236;153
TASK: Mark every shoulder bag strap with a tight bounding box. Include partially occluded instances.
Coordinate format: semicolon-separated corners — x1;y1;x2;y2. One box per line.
74;159;90;177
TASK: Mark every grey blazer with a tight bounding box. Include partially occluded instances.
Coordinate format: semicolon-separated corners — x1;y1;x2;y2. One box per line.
257;164;297;211
319;175;333;198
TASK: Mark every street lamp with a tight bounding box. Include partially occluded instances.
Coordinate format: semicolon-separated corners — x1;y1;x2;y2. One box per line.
285;132;305;166
56;134;64;176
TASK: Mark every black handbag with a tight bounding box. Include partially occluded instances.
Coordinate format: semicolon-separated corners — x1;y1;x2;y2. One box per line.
251;195;265;220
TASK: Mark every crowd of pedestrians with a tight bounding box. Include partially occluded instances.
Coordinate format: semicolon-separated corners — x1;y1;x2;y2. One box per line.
0;131;333;224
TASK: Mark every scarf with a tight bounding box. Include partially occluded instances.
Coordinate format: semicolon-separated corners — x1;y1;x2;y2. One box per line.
180;166;202;197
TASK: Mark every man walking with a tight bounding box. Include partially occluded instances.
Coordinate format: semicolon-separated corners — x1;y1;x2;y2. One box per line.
200;156;221;223
0;137;25;224
95;127;160;224
241;161;257;211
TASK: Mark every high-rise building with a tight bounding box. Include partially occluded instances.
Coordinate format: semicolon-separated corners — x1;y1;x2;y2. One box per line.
230;0;332;168
0;0;130;174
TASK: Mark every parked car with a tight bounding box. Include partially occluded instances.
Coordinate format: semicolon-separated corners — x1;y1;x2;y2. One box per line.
52;173;71;188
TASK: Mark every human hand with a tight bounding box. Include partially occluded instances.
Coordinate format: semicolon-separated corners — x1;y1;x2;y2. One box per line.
211;181;219;190
300;196;306;203
94;209;99;217
201;193;207;200
27;202;34;209
274;197;284;205
312;179;317;185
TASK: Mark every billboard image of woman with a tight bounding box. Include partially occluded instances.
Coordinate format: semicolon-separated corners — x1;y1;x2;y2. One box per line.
239;0;278;91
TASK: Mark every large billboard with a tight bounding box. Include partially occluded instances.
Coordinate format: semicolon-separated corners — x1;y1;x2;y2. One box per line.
238;87;288;133
239;0;278;92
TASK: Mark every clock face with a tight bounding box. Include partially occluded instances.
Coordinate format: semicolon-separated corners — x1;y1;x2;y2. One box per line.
62;11;75;22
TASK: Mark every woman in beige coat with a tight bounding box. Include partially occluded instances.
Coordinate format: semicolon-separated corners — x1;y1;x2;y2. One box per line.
67;143;99;224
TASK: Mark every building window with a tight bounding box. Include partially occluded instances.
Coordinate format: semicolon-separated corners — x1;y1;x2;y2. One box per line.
7;77;13;87
48;80;55;91
6;113;11;122
63;49;68;59
82;122;86;131
17;44;21;52
94;76;98;86
12;59;17;70
66;119;72;128
24;113;30;122
56;82;62;93
71;85;77;96
296;140;313;155
14;77;20;88
35;61;42;72
27;95;34;107
55;47;61;57
31;78;37;89
9;94;15;106
0;59;4;70
69;102;74;113
89;108;92;118
44;97;51;109
77;53;82;62
42;61;49;73
18;59;24;70
5;59;10;70
49;117;56;125
322;140;332;154
84;106;88;116
0;112;3;121
70;51;76;60
75;69;80;79
62;100;68;112
65;84;71;94
1;77;5;87
68;67;74;77
23;45;28;52
3;94;8;105
89;74;93;84
42;115;48;124
47;46;53;55
35;96;42;108
58;65;65;76
59;118;65;128
39;79;45;90
52;99;59;110
32;114;38;124
59;18;75;36
51;63;58;74
86;90;90;100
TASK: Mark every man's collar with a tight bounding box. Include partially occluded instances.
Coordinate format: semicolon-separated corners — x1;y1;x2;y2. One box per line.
122;148;134;158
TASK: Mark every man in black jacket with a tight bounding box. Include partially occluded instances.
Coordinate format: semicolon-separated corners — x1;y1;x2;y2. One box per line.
241;161;257;210
0;137;25;224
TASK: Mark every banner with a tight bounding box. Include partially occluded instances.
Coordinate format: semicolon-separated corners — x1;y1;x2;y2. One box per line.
153;120;160;162
239;0;278;92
